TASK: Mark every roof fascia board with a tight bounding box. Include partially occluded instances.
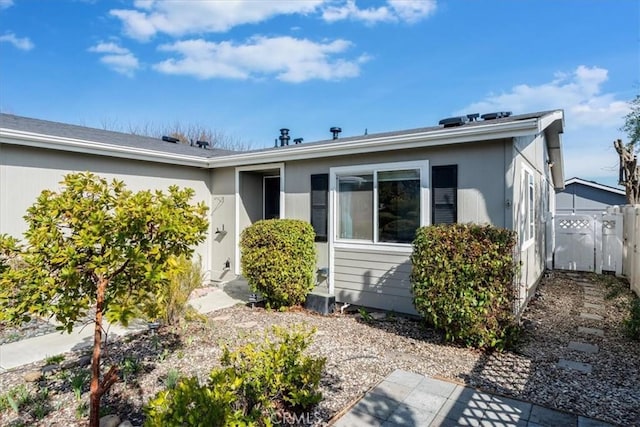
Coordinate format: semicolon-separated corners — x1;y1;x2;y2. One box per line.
208;118;539;168
0;129;209;168
565;177;626;195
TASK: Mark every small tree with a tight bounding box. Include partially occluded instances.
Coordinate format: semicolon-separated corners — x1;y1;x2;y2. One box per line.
616;95;640;204
0;172;208;427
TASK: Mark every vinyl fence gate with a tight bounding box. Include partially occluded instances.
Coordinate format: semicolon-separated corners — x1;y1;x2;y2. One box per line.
553;211;623;275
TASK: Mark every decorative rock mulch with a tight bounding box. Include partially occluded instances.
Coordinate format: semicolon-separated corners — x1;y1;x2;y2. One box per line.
0;271;638;426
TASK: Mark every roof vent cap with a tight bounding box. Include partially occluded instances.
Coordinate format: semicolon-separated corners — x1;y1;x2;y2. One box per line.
438;116;468;128
279;128;290;146
481;111;512;120
466;113;480;122
196;140;209;148
330;127;342;140
162;135;180;143
293;138;303;144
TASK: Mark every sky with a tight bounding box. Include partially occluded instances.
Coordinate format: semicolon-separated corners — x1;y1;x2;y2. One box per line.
0;0;638;187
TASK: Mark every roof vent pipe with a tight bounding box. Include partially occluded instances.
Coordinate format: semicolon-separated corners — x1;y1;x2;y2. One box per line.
162;135;180;143
330;127;342;140
279;128;290;146
196;140;210;149
293;138;303;144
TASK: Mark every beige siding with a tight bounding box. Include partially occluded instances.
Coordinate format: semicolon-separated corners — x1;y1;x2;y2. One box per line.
333;247;417;314
0;144;214;280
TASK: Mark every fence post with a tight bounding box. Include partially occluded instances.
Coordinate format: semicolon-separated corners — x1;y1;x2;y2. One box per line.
632;206;640;296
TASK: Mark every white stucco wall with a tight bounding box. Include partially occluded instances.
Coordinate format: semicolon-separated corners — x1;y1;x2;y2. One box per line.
0;144;214;280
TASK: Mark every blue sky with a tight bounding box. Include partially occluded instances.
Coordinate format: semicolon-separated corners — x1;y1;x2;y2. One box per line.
1;0;638;186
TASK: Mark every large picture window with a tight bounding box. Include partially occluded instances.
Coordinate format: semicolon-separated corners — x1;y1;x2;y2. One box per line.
335;163;424;245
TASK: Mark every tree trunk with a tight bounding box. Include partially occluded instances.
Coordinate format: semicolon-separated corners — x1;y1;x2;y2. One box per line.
89;277;108;427
614;139;640;204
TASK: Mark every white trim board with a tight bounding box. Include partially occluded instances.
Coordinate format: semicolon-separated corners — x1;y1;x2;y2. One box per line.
234;163;285;276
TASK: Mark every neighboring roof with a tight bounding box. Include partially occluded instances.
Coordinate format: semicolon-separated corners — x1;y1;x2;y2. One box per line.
0;113;233;167
564;177;626;195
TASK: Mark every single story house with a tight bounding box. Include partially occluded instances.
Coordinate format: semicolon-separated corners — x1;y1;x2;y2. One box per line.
556;177;626;215
0;110;565;315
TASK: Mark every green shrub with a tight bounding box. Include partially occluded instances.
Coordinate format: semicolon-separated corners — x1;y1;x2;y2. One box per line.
624;297;640;340
410;224;519;350
146;255;204;325
144;325;325;426
240;219;316;308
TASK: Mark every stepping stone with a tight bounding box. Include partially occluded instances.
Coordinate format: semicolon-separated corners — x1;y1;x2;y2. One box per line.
584;302;605;310
568;341;599;354
580;312;603;321
557;359;592;373
578;327;604;337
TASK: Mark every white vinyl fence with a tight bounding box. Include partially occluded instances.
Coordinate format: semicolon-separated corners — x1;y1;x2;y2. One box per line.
554;205;640;297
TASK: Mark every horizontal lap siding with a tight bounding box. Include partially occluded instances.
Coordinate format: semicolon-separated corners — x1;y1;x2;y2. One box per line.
333;247;418;315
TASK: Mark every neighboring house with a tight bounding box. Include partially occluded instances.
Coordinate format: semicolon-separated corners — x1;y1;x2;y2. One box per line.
0;110;565;316
556;177;626;215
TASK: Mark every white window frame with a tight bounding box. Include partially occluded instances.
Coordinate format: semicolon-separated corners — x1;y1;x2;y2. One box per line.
330;160;429;249
521;166;535;249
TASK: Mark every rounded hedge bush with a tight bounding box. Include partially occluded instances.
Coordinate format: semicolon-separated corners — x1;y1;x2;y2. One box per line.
240;219;316;308
410;223;519;350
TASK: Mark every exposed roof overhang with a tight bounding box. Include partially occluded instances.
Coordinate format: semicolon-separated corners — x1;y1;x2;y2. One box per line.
564;177;626;195
0;128;210;168
540;110;565;190
206;118;542;168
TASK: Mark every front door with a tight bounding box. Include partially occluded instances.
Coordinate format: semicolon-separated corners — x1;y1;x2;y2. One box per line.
264;176;280;219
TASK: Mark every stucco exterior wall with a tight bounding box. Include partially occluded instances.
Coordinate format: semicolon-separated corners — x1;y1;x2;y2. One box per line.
0;144;214;280
512;134;555;311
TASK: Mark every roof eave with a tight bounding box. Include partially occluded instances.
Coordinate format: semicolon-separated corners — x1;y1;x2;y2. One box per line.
0;128;210;168
541;110;565;190
207;118;540;168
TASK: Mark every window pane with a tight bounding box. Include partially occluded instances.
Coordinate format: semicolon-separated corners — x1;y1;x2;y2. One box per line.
338;174;373;240
310;174;328;242
378;170;420;243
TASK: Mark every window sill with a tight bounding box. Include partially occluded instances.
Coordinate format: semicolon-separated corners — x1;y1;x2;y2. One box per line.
333;240;413;253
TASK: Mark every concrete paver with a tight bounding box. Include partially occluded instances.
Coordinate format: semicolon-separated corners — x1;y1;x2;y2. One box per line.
557;358;593;373
333;370;612;427
580;312;603;321
568;341;599;354
529;405;577;426
577;327;604;337
583;302;605;310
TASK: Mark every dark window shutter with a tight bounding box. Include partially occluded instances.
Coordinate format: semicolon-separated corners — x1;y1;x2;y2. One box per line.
432;165;457;224
311;174;329;242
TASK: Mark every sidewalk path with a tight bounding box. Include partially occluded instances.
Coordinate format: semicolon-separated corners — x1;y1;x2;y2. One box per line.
0;280;249;372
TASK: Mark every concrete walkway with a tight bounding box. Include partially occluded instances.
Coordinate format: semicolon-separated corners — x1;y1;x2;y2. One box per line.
0;279;249;372
332;370;614;427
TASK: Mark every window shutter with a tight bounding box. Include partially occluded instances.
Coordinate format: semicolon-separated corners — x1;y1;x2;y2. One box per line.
311;174;329;242
432;165;457;224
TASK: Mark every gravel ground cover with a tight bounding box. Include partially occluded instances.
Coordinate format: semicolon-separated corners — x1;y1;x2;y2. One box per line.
0;271;638;426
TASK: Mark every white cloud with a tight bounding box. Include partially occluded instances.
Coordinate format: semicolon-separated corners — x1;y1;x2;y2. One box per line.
110;0;324;41
0;32;34;51
0;0;13;10
322;0;436;24
459;66;629;128
88;41;139;76
154;36;368;83
88;41;130;55
457;65;631;185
